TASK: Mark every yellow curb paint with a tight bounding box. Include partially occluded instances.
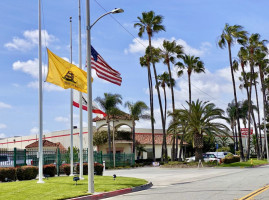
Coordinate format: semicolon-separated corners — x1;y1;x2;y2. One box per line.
238;184;269;200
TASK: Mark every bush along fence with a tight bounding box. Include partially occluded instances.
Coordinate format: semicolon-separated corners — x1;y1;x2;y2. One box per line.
0;148;135;174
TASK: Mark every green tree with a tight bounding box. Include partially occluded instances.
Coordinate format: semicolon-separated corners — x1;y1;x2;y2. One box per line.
134;11;168;161
95;93;122;154
176;54;205;105
125;101;149;154
167;109;188;161
226;100;238;151
218;23;248;161
180;100;229;161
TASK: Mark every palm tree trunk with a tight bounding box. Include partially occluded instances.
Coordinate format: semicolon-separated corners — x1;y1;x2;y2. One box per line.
247;65;254;160
175;132;179;160
234;123;238;151
231;124;236;153
194;133;203;161
166;61;176;161
228;43;244;161
147;63;155;161
148;35;167;162
253;71;262;159
107;119;112;155
132;121;135;154
178;130;185;161
259;65;267;157
188;72;191;105
163;87;167;125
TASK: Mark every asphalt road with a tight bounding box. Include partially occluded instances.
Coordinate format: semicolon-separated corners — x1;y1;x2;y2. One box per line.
103;165;269;200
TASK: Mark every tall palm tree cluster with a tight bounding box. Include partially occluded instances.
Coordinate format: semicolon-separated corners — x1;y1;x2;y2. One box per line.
134;11;269;162
134;11;224;162
219;24;269;161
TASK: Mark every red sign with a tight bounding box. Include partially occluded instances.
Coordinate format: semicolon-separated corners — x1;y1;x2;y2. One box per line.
241;128;253;136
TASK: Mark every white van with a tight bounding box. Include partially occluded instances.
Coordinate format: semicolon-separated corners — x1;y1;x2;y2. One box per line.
206;152;231;159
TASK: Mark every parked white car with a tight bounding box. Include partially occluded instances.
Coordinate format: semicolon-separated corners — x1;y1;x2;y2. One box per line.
206;152;231;159
0;155;33;167
186;153;220;163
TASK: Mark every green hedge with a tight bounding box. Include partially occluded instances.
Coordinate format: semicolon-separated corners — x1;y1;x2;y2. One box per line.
16;166;38;180
76;163;104;175
43;164;56;177
222;155;240;164
0;167;16;182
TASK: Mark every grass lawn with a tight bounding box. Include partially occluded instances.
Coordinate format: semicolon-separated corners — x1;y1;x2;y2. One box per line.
0;175;147;200
219;159;268;167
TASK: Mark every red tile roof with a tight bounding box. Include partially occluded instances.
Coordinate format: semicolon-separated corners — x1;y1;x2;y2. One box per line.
25;140;66;150
135;133;188;145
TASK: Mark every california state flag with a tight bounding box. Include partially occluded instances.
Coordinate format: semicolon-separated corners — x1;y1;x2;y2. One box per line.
73;90;106;118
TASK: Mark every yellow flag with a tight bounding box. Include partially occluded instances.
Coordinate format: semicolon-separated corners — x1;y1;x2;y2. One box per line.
46;48;89;93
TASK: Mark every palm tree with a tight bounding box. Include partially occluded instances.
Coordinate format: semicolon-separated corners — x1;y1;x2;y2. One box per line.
160;40;184;160
95;93;122;155
168;109;188;161
125;101;149;155
134;11;168;161
226;100;238;151
243;33;267;159
176;54;205;105
255;49;269;156
157;72;175;125
180;100;229;161
140;46;161;161
218;23;248;161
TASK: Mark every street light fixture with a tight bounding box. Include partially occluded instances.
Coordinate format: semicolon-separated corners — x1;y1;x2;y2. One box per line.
90;8;124;29
86;4;123;193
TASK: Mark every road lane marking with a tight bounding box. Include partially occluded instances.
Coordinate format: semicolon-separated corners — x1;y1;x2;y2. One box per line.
238;184;269;200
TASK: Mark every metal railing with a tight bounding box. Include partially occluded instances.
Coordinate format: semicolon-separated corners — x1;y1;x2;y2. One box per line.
0;148;134;170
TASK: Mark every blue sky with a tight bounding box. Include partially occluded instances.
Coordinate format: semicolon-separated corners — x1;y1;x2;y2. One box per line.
0;0;268;138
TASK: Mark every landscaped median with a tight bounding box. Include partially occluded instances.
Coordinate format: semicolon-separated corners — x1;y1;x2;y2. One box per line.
0;175;148;200
219;158;268;168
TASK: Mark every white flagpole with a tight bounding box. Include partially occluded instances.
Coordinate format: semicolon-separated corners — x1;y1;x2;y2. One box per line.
86;0;94;193
78;0;84;180
70;16;74;176
37;0;44;184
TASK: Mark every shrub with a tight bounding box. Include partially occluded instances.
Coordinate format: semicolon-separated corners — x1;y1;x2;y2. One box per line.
0;167;16;182
16;166;38;180
61;164;70;176
76;163;104;175
43;164;56;177
94;163;103;175
223;155;240;164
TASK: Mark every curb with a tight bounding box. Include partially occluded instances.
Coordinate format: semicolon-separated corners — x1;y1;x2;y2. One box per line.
247;163;269;168
69;182;153;200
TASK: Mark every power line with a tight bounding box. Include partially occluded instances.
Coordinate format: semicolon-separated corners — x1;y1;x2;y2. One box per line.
93;0;147;49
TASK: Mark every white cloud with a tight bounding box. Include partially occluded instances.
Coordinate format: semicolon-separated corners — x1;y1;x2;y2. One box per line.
27;81;64;92
124;37;211;57
5;30;56;51
0;124;7;129
30;127;49;135
30;127;39;135
12;57;83;92
55;116;69;123
0;102;12;109
12;58;47;79
0;133;5;138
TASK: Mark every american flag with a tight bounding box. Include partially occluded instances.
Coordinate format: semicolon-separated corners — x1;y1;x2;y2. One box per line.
90;46;122;86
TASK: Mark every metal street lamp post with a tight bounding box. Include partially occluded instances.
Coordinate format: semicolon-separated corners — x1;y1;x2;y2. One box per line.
85;3;124;193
